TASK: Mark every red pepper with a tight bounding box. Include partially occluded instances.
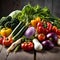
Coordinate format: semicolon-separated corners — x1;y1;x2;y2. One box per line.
2;36;13;46
45;22;52;33
21;42;34;51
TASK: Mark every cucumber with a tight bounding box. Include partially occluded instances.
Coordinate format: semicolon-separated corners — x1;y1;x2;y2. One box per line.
8;21;25;38
13;24;28;41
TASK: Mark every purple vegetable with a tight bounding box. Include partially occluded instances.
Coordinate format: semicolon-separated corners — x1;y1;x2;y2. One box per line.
46;32;58;44
42;40;54;50
24;27;36;38
46;32;54;38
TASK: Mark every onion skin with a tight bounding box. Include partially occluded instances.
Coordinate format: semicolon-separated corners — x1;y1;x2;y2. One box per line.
24;27;36;38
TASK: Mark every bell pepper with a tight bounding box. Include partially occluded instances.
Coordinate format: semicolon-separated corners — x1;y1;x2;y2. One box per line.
44;22;52;34
31;17;41;28
2;36;13;46
0;27;12;37
21;42;34;51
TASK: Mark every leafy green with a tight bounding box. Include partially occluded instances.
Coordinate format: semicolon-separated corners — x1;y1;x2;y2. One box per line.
8;4;60;29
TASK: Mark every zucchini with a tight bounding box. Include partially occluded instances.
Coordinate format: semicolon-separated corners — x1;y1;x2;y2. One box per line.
13;24;28;41
8;21;25;38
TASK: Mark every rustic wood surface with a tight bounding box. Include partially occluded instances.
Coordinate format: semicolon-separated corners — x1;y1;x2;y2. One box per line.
0;45;60;60
0;0;60;60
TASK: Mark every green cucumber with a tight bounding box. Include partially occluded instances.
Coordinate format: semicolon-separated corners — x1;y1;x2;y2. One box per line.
13;25;28;41
8;21;25;38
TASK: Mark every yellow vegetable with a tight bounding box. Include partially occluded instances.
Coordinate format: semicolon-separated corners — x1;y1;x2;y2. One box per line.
31;17;41;28
0;27;12;37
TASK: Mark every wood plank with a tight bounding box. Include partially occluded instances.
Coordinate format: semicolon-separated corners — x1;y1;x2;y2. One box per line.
36;47;60;60
20;0;45;9
0;45;3;52
52;0;60;17
0;46;8;60
45;0;53;13
7;50;34;60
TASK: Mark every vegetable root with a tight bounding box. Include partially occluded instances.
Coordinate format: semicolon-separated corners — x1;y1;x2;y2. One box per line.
7;37;23;53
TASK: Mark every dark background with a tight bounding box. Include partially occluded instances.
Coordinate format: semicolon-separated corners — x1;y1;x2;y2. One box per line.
0;0;60;60
0;0;60;18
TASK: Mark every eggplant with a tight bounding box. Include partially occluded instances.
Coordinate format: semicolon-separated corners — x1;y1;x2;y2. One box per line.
42;40;54;50
46;32;58;44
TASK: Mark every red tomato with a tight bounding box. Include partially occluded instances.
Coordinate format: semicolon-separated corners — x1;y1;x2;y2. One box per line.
2;36;13;46
0;36;3;44
37;26;44;34
37;22;43;27
38;34;45;41
21;42;34;51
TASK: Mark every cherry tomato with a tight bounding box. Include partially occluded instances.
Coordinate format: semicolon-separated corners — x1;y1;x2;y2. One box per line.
21;42;34;51
0;36;3;44
38;34;45;41
2;36;13;46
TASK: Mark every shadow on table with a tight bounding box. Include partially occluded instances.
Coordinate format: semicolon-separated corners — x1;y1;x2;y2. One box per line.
36;46;60;54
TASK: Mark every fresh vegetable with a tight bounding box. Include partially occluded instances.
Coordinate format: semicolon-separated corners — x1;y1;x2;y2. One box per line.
45;22;52;33
38;34;45;41
52;26;58;33
0;36;3;44
0;16;12;26
21;42;34;51
31;17;41;28
42;40;54;50
8;21;25;39
56;29;60;35
5;18;19;30
57;39;60;46
37;25;44;34
13;24;28;41
14;45;20;52
9;10;21;19
7;37;23;53
2;36;13;46
37;22;43;27
24;27;36;38
46;32;58;44
0;27;12;37
46;32;54;38
33;38;43;51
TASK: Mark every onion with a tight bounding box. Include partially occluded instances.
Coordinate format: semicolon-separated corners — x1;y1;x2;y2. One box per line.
24;27;36;38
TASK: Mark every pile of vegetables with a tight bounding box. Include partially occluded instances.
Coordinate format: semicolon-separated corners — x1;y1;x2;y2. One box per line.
0;4;60;53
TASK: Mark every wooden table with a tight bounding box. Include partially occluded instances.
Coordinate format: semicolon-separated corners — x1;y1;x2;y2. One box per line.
0;45;60;60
